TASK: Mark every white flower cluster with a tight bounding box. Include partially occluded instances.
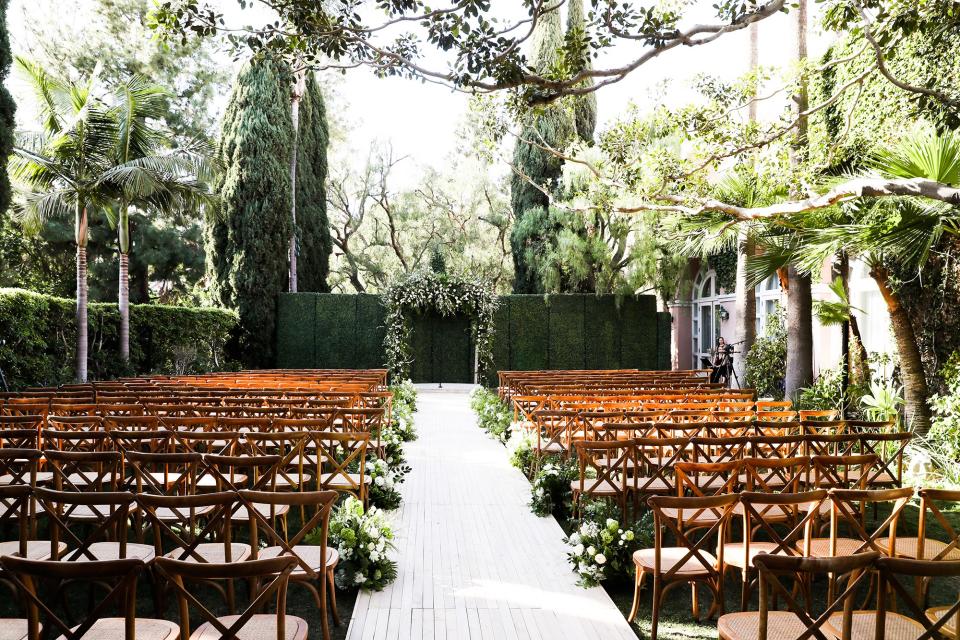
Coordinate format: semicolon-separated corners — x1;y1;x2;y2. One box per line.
564;516;636;587
369;457;398;491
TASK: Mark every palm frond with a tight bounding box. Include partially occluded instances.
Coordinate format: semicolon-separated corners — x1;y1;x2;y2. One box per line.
745;245;791;288
871;127;960;185
14;56;71;134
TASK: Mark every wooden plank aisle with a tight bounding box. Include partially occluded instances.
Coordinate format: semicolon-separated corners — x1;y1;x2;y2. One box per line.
346;386;637;640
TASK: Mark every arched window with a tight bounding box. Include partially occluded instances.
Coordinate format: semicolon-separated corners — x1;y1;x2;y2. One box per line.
691;271;721;368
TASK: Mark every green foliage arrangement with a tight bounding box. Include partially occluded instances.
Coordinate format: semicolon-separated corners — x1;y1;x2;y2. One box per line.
564;501;652;587
207;54;292;367
745;309;787;400
384;272;498;381
324;497;397;591
796;366;847;413
506;428;536;477
0;288;237;388
366;456;407;511
860;382;905;425
469;386;512;443
529;456;578;518
390;378;418;413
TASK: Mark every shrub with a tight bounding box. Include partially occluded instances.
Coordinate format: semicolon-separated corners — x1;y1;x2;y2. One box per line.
530;456;579;518
322;497;397;591
470;386;512;442
0;288;238;388
367;456;408;511
796;366;847;413
745;309;787;399
564;501;653;587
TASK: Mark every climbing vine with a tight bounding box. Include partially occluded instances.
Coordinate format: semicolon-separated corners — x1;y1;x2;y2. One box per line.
708;247;737;293
383;272;499;381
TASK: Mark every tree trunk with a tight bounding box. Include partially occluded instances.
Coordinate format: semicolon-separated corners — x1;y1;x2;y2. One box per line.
289;70;306;293
119;252;130;364
118;205;131;364
733;229;756;386
872;266;931;434
76;244;88;384
785;265;813;398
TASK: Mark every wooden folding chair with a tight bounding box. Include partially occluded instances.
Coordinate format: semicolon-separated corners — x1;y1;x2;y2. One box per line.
722;489;827;611
571;439;631;520
718;552;881;640
0;556;178;640
155;555;306;640
855;431;911;489
530;410;577;474
310;431;370;506
244;489;339;640
628;493;738;639
877;557;960;639
799;409;840;422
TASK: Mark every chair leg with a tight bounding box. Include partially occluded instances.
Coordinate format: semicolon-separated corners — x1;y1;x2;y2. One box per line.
328;569;341;626
691;580;699;621
627;568;646;622
650;575;662;640
740;568;750;612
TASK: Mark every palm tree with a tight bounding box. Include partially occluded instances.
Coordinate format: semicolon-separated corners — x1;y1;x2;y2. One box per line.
9;60;215;380
788;127;960;434
9;59;119;383
106;75;215;364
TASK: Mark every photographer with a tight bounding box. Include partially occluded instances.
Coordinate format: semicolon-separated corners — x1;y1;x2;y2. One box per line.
709;336;734;385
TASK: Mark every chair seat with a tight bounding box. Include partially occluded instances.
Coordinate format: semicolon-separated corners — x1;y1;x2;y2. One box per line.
720;542;785;569
718;611;809;640
569;479;623;495
630;477;672;493
60;617;179;640
260;545;339;575
926;605;960;637
321;473;371;488
164;542;252;563
660;506;725;524
731;503;794;521
61;503;138;522
71;542;156;562
893;537;960;560
0;540;67;560
534;442;566;454
0;618;28;640
196;474;247;489
801;537;871;558
845;469;897;485
230;503;291;521
633;547;717;575
191;614;308;640
273;473;312;489
150;504;216;521
825;611;926;640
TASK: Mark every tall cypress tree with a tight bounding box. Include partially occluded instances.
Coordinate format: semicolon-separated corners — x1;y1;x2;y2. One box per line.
208;55;292;366
509;9;574;293
0;0;16;217
295;72;332;292
566;0;596;144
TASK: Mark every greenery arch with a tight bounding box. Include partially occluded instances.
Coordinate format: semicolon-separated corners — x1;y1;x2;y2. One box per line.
383;272;499;381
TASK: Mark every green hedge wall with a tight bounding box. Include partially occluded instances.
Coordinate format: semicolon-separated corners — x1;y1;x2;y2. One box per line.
0;288;239;389
278;293;672;384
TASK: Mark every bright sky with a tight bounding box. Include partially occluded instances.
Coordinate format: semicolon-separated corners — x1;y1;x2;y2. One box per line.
7;0;837;188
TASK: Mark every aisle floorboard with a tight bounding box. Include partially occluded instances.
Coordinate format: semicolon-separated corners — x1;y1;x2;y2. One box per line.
346;386;637;640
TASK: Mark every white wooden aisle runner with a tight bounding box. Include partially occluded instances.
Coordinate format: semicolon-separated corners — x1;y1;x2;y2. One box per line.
346;386;637;640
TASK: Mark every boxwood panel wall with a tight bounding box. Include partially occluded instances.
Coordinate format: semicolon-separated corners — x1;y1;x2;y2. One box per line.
277;293;672;383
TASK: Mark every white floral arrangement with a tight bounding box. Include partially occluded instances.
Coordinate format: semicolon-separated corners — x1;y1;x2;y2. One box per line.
563;504;651;587
326;497;398;591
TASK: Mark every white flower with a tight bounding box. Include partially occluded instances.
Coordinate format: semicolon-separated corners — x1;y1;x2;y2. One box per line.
368;543;376;551
375;476;385;487
573;544;585;556
569;533;581;545
586;546;596;556
595;553;607;565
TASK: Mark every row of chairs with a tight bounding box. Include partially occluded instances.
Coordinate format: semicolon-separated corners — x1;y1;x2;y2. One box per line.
628;487;960;640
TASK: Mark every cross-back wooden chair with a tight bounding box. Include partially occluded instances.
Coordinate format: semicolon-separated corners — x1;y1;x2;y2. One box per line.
810;453;877;490
672;460;741;533
335;407;385;452
717;551;880;640
243;431;310;491
897;488;960;564
750;434;806;462
742;456;809;494
102;414;158;432
34;486;153;563
243;489;339;640
310;431;370;506
571;439;631;520
48;403;98;417
876;557;960;640
691;436;750;466
855;431;911;490
40;427;111;455
155;554;306;640
629;493;738;640
631;436;689;504
0;415;43;444
44;449;121;493
138;490;248;613
755;400;792;412
0;556;179;640
97;404;145;417
722;489;828;612
529;410;578;474
801;419;847;438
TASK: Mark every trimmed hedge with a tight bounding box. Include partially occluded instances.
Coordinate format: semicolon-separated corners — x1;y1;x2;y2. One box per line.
278;293;673;384
0;288;239;389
